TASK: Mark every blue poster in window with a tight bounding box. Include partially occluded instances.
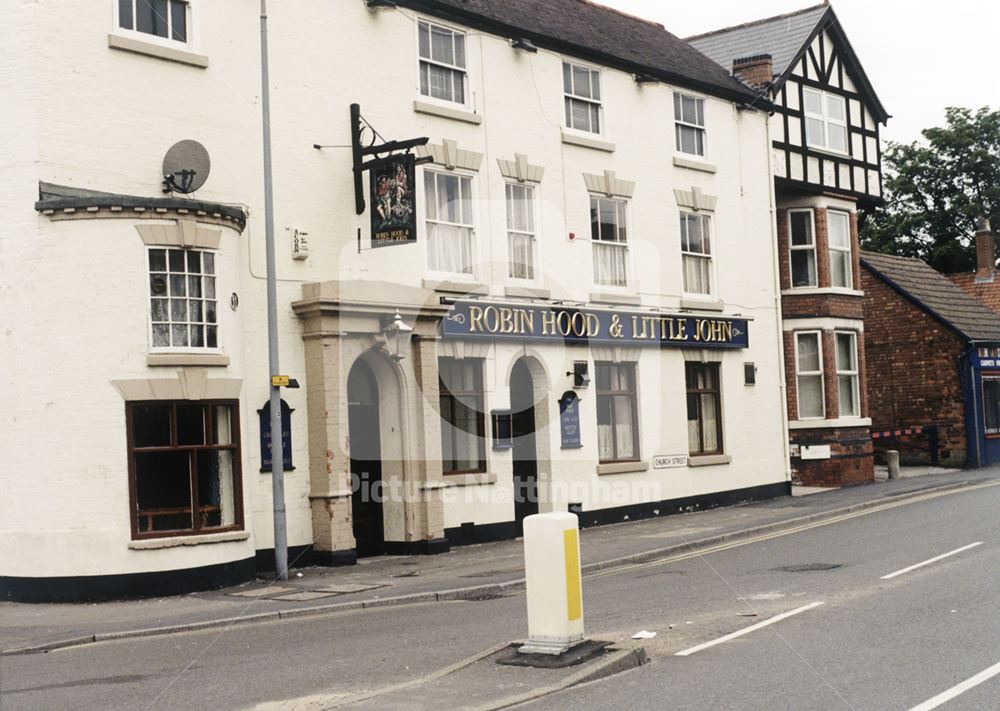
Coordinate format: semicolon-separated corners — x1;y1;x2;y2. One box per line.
559;392;582;449
259;399;294;472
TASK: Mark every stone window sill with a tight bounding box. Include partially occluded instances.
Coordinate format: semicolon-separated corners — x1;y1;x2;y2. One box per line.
688;454;732;467
680;297;725;312
147;353;231;367
782;287;864;297
673;156;717;174
413;100;483;125
561;130;615;153
443;472;497;487
596;461;649;476
108;33;209;68
788;417;871;430
505;285;551;300
590;291;641;306
422;278;489;295
128;530;248;550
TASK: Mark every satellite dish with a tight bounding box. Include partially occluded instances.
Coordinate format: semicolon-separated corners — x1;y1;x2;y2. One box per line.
162;140;211;194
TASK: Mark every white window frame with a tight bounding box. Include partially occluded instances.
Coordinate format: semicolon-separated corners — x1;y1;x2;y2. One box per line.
563;61;604;135
679;211;715;297
835;331;860;417
827;210;853;288
505;182;541;283
147;246;220;352
794;331;826;420
590;195;631;289
673;92;707;158
803;88;848;155
423;167;478;280
113;0;197;51
788;208;818;288
416;18;469;108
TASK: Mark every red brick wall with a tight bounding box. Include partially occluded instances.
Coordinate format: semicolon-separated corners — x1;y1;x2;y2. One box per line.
782;293;864;319
790;426;874;487
861;266;969;465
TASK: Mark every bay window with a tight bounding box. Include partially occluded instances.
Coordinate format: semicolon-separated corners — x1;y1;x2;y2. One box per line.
835;331;860;417
828;210;853;288
795;332;825;419
789;209;817;287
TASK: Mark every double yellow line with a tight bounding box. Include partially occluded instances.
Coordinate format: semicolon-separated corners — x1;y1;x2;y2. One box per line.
584;480;1000;579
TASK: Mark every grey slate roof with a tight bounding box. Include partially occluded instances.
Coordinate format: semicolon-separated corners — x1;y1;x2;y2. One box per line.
687;4;827;78
687;3;888;123
862;251;1000;342
399;0;759;104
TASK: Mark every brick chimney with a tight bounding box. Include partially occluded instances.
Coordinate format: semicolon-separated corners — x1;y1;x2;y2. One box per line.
975;215;995;282
732;54;774;90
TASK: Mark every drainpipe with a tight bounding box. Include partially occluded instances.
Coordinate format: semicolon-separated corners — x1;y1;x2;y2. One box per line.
760;106;793;483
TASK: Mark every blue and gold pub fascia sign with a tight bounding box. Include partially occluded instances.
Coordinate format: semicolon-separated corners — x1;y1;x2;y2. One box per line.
441;301;749;349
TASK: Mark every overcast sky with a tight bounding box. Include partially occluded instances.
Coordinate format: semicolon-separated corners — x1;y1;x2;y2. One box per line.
598;0;998;146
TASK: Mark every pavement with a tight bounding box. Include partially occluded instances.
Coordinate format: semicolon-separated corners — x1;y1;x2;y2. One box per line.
1;467;995;658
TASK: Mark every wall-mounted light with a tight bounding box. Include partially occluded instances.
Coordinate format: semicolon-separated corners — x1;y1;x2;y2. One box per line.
568;361;590;388
381;310;413;361
366;0;397;9
511;38;538;53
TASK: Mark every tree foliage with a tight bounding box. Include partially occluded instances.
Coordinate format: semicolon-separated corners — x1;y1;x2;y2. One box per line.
861;107;1000;274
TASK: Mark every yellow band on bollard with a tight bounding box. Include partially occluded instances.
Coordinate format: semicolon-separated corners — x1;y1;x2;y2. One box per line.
563;528;582;621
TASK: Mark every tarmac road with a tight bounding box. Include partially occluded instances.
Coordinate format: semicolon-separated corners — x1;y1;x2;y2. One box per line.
3;480;998;710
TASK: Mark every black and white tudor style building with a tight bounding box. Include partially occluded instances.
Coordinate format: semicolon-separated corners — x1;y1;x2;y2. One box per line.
691;3;889;487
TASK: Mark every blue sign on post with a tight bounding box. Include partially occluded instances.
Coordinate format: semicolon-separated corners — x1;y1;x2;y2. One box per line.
442;301;749;349
259;399;294;473
559;392;583;449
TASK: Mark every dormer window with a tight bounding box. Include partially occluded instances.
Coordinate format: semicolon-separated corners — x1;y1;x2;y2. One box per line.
803;89;847;153
118;0;188;43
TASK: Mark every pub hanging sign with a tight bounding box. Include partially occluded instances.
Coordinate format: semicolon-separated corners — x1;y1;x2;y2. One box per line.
370;154;417;248
442;300;749;349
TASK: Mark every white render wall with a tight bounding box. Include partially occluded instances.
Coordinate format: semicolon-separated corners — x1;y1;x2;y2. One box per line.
1;1;787;580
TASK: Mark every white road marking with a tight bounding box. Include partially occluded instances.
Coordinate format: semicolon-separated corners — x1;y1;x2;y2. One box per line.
909;660;1000;711
880;542;984;580
674;602;824;657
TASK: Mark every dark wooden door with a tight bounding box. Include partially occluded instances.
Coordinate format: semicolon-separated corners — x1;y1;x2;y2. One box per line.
348;361;385;557
511;360;538;536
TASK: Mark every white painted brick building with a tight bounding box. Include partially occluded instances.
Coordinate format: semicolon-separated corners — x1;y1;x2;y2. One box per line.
1;0;790;601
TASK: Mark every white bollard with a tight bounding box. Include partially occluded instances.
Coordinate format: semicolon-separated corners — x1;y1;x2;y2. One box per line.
519;512;584;655
886;450;900;480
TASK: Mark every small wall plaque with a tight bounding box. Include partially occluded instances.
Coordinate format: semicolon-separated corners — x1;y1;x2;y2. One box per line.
559;391;582;449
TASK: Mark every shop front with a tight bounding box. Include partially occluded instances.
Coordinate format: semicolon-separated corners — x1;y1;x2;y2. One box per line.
294;283;789;560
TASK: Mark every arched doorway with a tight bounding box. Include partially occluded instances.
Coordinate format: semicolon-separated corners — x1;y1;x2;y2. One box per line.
511;359;539;535
348;359;385;556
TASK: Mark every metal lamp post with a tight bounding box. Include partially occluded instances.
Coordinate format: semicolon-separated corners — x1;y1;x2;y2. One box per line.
259;0;288;580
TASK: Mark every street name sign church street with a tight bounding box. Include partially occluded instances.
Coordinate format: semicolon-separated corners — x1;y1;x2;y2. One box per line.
442;301;750;349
